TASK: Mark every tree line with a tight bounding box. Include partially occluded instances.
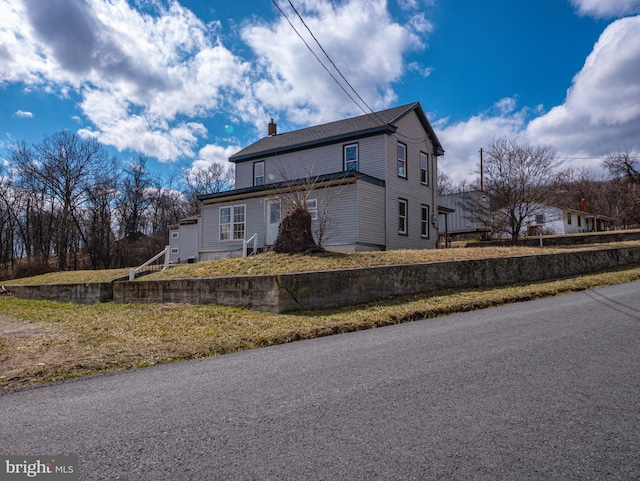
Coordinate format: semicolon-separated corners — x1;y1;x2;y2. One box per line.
0;131;233;280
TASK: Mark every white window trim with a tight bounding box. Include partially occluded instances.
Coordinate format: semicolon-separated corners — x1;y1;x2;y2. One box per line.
254;161;265;186
344;143;358;171
420;152;429;185
219;204;246;242
398;142;407;178
170;247;179;254
171;231;179;239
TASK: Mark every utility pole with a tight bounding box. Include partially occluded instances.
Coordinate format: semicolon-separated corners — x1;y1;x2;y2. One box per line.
479;148;483;192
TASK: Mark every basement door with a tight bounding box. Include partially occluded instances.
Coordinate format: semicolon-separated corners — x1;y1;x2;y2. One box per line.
266;199;281;245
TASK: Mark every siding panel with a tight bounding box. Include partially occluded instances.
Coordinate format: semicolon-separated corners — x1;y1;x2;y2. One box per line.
385;110;438;250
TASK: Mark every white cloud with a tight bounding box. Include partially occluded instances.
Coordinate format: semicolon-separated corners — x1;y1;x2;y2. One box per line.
571;0;640;18
15;110;33;118
435;98;529;182
437;15;640;182
526;16;640;170
241;0;424;126
190;144;242;172
1;0;250;162
0;0;431;163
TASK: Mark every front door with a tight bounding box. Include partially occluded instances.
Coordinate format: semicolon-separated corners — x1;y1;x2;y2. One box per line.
266;199;281;245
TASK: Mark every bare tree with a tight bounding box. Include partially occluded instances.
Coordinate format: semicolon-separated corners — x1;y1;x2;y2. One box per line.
479;137;562;243
116;156;153;241
602;148;640;184
437;170;456;196
602;149;640;227
271;172;324;254
181;162;234;215
10;132;113;270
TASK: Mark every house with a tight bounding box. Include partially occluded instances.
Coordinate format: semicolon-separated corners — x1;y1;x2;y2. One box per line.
171;102;446;261
525;203;616;236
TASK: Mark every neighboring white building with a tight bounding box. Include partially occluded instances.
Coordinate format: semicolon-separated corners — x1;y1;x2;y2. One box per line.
171;102;449;260
524;205;616;236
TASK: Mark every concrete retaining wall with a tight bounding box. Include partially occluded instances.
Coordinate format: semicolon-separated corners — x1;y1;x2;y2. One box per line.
3;282;114;305
471;229;640;247
114;245;640;313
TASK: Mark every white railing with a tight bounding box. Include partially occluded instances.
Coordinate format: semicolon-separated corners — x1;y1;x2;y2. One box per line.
129;245;170;281
242;233;258;258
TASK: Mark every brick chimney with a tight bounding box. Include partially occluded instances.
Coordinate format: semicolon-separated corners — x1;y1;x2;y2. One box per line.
580;197;587;212
268;118;277;136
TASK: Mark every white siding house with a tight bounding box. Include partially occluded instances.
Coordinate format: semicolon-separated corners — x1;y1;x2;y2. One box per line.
172;102;447;259
524;206;616;236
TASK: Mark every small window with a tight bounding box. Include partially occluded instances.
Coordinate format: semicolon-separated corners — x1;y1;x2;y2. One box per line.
171;231;179;239
567;213;572;225
306;198;318;221
421;205;430;238
344;144;358;171
398;198;408;235
397;142;407;178
577;215;582;227
171;248;179;254
420;152;429;185
254;161;265;186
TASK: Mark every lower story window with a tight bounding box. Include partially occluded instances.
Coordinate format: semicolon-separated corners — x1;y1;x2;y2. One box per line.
306;198;318;221
220;205;246;241
421;205;430;238
398;198;408;235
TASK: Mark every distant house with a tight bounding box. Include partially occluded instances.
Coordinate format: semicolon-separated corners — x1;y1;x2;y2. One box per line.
170;102;449;260
525;204;616;236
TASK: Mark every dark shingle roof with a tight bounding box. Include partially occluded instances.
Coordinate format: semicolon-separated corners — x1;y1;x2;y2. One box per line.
229;102;444;163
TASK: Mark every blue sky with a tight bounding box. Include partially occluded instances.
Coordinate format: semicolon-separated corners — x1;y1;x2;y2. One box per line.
1;0;639;184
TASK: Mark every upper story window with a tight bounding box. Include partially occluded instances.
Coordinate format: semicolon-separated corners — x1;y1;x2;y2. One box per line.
254;161;265;186
344;144;358;171
220;205;246;241
397;142;407;178
420;152;429;185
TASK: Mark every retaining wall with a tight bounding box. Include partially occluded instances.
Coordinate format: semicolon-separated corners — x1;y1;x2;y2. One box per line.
470;229;640;247
3;282;114;305
114;245;640;313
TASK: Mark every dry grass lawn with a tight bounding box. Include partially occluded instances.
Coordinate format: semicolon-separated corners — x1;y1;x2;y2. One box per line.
2;261;640;392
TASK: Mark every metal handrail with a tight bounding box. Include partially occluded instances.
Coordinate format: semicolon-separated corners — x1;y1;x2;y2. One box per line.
129;245;170;281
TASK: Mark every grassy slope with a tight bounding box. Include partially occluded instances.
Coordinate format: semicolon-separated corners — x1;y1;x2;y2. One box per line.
1;242;640;391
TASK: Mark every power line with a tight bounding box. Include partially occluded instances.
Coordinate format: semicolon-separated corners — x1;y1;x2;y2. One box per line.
270;0;387;126
283;0;387;126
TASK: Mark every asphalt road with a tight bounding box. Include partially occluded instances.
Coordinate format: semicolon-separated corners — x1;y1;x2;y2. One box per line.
1;282;640;480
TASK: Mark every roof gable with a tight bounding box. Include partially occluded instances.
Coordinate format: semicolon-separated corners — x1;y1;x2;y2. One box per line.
229;102;444;163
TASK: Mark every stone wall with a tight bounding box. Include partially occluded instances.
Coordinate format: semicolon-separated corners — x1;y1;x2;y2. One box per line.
3;282;114;305
114;245;640;313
